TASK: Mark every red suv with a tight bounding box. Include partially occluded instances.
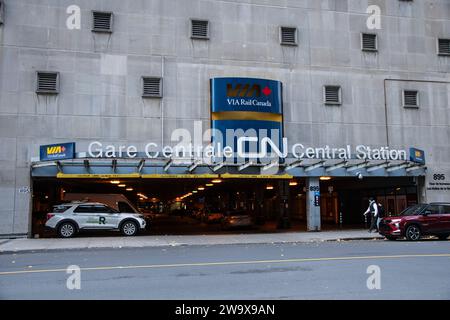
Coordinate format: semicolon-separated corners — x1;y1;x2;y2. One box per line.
379;203;450;241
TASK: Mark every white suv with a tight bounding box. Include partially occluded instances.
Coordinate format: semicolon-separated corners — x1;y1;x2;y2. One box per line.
45;202;146;238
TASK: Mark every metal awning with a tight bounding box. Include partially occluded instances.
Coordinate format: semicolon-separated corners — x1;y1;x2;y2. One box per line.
31;157;427;178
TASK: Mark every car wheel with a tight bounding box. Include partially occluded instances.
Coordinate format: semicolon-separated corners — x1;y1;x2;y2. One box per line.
405;225;421;241
121;220;138;236
58;222;76;238
385;236;397;241
437;234;449;240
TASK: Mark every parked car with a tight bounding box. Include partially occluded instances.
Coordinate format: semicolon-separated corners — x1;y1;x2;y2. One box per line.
63;193;151;227
45;202;146;238
202;211;224;224
379;202;450;241
221;210;253;230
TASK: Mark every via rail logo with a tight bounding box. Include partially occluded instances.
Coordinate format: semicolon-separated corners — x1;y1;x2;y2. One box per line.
40;142;75;161
226;83;272;98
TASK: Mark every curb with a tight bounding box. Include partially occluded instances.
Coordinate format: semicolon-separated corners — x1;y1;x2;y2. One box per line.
0;236;385;254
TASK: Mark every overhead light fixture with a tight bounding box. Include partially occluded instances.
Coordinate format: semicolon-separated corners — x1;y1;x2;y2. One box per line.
126;188;133;191
266;185;274;190
289;181;298;186
110;180;120;184
118;184;126;187
212;179;222;183
320;176;331;181
198;187;205;191
192;190;198;193
206;184;213;187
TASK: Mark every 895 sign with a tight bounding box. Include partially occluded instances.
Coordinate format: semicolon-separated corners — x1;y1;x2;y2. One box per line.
433;174;446;181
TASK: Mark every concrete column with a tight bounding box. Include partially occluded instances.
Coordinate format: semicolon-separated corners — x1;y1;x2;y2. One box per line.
306;177;321;231
417;176;427;203
277;180;290;229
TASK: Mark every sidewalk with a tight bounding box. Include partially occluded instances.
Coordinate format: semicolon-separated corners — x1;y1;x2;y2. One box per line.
0;230;384;253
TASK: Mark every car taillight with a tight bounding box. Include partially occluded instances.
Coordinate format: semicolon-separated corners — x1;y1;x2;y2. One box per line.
47;213;55;220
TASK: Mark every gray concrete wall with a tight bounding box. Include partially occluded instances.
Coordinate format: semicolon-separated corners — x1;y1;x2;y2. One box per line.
0;0;449;236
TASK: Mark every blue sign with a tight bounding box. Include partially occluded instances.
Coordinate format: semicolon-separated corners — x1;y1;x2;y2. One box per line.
314;191;320;207
409;148;425;164
40;142;75;161
210;77;284;159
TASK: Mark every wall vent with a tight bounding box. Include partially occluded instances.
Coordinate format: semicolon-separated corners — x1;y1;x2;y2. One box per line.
0;1;4;25
36;72;59;94
361;33;377;51
438;39;450;56
324;86;342;105
403;90;419;108
280;27;298;46
92;11;113;32
190;19;209;39
142;77;162;98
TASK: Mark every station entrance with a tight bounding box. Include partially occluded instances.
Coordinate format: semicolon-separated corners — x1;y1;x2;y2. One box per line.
31;173;421;237
31;176;309;237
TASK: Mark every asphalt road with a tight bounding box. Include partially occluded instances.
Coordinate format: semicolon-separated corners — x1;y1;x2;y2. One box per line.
1;239;449;299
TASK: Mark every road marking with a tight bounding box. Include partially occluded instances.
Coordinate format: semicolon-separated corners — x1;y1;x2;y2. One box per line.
0;253;449;276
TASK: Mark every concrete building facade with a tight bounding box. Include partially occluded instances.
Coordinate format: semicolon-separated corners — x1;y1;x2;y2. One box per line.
0;0;449;237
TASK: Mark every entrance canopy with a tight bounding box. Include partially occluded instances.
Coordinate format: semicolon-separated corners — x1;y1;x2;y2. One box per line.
31;157;427;178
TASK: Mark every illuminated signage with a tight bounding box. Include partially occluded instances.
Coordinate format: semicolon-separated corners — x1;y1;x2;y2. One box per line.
40;142;75;161
409;148;425;164
210;77;283;159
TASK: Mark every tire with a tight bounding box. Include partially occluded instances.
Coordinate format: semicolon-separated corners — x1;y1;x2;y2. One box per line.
57;221;76;238
120;220;139;236
385;236;397;241
437;234;449;240
405;224;421;241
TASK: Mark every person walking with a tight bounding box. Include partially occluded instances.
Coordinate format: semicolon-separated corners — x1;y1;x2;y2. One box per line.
376;202;385;231
363;197;378;233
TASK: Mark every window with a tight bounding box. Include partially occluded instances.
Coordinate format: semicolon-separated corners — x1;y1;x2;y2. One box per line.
280;27;298;46
323;86;342;105
52;205;71;213
425;205;441;215
74;205;95;213
437;39;450;56
361;33;377;51
190;19;209;39
403;90;419;108
36;71;59;94
93;205;116;213
142;77;162;98
92;11;113;33
0;1;4;25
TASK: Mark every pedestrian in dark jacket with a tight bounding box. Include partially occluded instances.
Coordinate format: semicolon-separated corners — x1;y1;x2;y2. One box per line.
363;197;378;233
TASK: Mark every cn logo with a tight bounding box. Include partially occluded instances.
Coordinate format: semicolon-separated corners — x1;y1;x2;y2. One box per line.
226;84;272;97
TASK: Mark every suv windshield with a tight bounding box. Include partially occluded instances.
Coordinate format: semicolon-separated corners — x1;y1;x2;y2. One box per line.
400;204;427;216
52;205;71;213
